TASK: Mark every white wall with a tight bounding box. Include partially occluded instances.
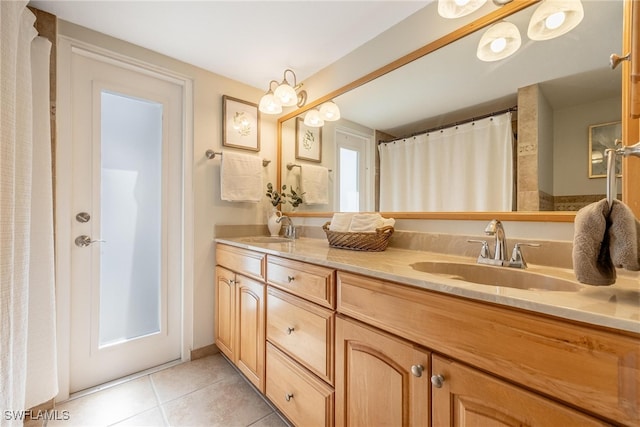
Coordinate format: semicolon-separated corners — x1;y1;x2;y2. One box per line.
58;21;277;350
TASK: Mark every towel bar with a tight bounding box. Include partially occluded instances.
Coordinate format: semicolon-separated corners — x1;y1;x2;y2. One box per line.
205;149;270;167
606;140;640;206
286;162;332;172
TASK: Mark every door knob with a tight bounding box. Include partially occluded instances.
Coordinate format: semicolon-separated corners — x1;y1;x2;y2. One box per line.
75;235;106;248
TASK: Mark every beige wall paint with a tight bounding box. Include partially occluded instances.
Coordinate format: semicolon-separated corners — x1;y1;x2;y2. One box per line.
553;96;622;196
58;21;277;350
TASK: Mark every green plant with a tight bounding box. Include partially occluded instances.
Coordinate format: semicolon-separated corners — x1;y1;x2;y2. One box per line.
288;187;305;208
265;183;305;207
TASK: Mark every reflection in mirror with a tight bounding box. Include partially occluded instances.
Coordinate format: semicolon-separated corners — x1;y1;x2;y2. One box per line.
279;0;623;214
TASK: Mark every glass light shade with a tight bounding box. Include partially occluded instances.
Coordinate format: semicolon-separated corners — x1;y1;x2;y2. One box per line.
438;0;487;19
319;101;341;121
258;92;282;114
274;82;298;107
527;0;584;41
477;21;521;62
303;109;324;127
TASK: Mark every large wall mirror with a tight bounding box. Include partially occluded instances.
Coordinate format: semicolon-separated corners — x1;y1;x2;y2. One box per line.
277;0;627;221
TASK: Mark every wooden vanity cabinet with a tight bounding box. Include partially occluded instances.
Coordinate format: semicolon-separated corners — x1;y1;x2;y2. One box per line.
265;255;336;426
337;271;639;426
335;315;431;427
215;245;266;392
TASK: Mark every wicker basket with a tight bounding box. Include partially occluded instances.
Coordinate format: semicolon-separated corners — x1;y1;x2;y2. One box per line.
322;221;394;252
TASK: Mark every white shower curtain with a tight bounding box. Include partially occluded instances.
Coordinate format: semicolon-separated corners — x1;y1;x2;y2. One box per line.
379;112;513;212
1;2;58;423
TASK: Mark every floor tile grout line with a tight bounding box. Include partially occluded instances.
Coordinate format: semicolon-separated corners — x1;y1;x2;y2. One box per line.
149;374;171;427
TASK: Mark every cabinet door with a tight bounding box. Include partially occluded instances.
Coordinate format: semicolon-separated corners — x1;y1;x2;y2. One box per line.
335;316;430;427
431;355;610;427
214;266;235;361
235;274;265;392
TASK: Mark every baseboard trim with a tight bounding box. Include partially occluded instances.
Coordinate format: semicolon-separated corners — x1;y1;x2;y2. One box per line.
190;344;219;360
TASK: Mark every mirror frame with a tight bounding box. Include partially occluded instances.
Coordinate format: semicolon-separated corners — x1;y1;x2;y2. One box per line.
277;0;638;222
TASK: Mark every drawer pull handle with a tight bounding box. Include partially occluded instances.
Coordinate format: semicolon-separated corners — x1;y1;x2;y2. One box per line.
287;275;295;282
286;327;295;335
410;364;424;378
431;374;445;388
285;393;294;402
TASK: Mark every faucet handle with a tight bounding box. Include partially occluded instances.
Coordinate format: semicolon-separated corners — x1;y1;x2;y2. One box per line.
468;239;491;259
509;243;541;268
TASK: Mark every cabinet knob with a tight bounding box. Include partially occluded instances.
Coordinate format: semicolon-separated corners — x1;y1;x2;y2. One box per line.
285;393;294;402
286;327;295;335
287;275;295;282
410;364;424;378
431;374;445;388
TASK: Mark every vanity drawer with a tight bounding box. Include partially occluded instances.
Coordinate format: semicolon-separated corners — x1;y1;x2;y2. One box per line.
266;342;334;427
337;271;640;426
266;255;335;308
267;286;334;384
216;244;265;280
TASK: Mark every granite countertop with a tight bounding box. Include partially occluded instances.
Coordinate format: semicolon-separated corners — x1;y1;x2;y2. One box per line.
215;236;640;334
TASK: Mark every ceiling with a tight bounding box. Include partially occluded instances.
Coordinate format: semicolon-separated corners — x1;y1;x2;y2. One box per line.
27;0;431;91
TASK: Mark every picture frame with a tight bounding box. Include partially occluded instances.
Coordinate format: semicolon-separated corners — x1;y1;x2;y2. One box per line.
588;121;621;178
222;95;260;151
295;117;322;162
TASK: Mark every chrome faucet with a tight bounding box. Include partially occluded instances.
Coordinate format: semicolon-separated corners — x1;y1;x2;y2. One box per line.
468;219;541;269
276;215;297;239
484;219;508;262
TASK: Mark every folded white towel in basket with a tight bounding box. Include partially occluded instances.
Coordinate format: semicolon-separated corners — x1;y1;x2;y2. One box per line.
349;213;383;232
301;164;329;205
220;151;262;202
329;213;354;232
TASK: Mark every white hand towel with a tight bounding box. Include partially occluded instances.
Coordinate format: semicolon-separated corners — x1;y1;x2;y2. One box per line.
301;164;329;205
349;213;384;232
220;151;263;202
329;213;354;232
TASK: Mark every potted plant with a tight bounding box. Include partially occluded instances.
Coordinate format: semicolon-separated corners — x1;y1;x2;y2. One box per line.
265;183;305;235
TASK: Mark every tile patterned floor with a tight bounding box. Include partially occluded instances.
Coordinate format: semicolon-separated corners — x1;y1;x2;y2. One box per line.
33;354;288;427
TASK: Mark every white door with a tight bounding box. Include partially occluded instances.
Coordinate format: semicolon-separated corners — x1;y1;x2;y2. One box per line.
335;129;372;212
69;49;183;393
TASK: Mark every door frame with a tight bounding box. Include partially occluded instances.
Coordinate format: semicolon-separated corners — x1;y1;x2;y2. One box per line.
55;36;194;401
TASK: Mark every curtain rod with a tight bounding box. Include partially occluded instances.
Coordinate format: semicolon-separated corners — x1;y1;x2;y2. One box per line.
378;105;517;144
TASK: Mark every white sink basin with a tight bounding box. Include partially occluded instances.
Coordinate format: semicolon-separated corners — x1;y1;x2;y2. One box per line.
240;236;292;243
410;261;583;292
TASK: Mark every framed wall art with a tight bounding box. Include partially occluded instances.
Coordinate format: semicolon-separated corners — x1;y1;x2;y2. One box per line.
222;95;260;151
295;117;322;162
588;121;621;178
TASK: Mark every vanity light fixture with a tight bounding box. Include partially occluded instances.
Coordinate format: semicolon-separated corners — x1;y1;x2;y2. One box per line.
319;101;341;121
527;0;584;41
476;21;521;62
303;109;324;127
258;80;283;114
259;69;308;114
438;0;487;19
